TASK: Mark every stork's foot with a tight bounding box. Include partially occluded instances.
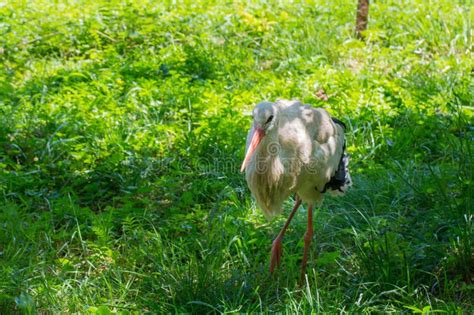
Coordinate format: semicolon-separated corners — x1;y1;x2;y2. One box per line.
270;237;283;273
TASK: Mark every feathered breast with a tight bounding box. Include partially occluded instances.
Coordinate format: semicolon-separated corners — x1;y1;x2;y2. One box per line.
245;137;296;219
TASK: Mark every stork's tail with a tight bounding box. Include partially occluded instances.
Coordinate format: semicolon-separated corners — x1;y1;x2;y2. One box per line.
322;151;352;196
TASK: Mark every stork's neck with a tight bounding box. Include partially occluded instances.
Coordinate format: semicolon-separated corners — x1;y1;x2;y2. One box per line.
256;128;278;158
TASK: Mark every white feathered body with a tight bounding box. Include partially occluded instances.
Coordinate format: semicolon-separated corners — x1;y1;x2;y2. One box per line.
244;100;348;219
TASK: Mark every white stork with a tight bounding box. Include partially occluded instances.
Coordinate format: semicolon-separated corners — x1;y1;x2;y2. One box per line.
241;100;351;278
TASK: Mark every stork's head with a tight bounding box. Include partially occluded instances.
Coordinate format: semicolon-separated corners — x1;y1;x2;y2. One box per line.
240;101;278;172
252;101;278;132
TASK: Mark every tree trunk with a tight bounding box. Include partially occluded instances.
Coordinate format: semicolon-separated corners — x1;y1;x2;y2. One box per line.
355;0;369;39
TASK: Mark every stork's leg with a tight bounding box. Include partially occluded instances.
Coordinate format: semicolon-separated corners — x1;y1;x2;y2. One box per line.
270;196;302;273
300;203;313;280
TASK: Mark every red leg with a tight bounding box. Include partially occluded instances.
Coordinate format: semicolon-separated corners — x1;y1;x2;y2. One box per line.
300;203;313;279
270;196;301;273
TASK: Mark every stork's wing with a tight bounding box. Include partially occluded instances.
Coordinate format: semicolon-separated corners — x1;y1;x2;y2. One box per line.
309;107;345;147
312;108;351;195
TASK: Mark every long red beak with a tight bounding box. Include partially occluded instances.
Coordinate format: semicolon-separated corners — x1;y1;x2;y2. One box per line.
241;127;265;172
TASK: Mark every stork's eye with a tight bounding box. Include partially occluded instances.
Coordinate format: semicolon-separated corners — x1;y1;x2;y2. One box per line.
266;115;274;124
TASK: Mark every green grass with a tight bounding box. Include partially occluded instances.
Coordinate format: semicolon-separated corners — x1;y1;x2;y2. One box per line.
0;0;473;313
